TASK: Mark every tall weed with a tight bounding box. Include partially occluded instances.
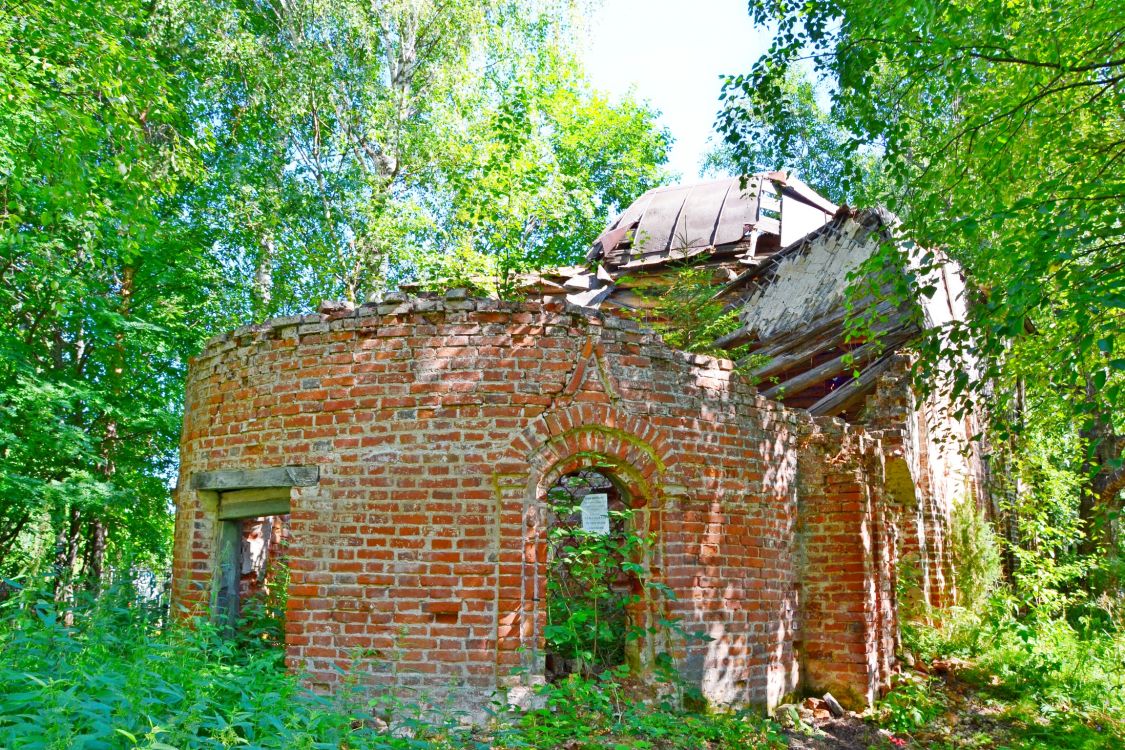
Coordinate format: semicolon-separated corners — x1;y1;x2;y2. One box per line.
0;576;787;749
0;578;471;749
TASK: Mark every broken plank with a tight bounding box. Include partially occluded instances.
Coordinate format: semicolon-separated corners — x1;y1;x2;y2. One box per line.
736;299;906;370
747;308;911;380
807;354;899;416
761;328;913;401
749;338;844;382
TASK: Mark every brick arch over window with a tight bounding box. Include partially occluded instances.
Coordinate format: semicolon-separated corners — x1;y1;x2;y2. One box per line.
507;402;672;481
493;402;673;688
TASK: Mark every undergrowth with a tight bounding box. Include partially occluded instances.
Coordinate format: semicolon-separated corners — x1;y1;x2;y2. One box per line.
0;579;466;750
877;591;1125;749
0;578;786;750
495;667;785;749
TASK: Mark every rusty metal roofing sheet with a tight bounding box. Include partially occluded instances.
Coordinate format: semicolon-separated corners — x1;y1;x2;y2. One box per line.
677;179;735;249
714;178;761;246
617;242;713;269
566;284;613;308
588;189;654;262
633;185;687;257
589;173;839;270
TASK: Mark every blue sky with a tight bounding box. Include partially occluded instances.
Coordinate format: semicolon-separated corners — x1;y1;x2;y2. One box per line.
581;0;771;183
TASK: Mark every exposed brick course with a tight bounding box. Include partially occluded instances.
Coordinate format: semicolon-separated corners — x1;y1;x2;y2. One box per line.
172;297;946;714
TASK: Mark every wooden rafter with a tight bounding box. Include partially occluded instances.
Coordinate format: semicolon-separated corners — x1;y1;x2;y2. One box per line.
807;354;899;417
761;327;914;401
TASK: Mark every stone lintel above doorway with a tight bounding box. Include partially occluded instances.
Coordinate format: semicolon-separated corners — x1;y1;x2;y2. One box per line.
190;465;320;492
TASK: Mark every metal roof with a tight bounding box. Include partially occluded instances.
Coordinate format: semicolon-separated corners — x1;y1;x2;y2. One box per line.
588;172;839;271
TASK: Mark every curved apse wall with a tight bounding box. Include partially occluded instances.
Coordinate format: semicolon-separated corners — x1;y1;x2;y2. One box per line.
173;295;900;713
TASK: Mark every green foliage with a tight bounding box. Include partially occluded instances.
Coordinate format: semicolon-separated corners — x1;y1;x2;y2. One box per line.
950;500;1003;610
722;0;1125;598
0;0;228;578
498;670;787;750
0;0;670;579
875;676;946;735
708;67;886;206
544;492;642;674
542;469;706;678
233;550;291;652
0;579;472;749
433;43;671;292
534;467;779;748
165;0;669;309
630;262;747;360
724;0;1125;369
901;597;1125;749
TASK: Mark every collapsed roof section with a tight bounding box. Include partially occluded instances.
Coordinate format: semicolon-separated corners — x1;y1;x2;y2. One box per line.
539;178;967;423
453;171;965;423
712;208;918;418
527;172;838;312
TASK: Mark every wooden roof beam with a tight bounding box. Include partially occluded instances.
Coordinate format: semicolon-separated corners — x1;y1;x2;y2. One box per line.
736;300;903;371
760;328;914;401
807;354;899;417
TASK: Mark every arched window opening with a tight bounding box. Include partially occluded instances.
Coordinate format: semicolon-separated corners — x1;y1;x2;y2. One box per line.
543;468;646;682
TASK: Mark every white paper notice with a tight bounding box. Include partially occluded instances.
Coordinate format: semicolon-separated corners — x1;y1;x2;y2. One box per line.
580;493;610;535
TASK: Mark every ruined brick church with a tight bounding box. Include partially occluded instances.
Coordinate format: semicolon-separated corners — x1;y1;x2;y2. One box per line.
172;173;984;713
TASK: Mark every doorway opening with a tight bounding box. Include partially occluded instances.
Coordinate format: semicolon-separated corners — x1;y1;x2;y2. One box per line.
542;468;646;682
236;514;290;645
212;488;291;644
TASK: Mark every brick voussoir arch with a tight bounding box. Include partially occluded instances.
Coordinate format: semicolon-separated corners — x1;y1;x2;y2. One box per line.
498;403;672;687
508;402;674;488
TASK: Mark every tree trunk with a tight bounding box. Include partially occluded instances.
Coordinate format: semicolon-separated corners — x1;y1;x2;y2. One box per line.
85;263;134;590
255;235;274;318
54;505;82;612
85;518;107;592
1078;377;1124;578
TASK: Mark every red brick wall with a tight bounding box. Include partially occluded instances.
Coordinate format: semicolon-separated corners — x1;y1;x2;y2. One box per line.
792;421;899;709
864;359;978;615
172;296;906;713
